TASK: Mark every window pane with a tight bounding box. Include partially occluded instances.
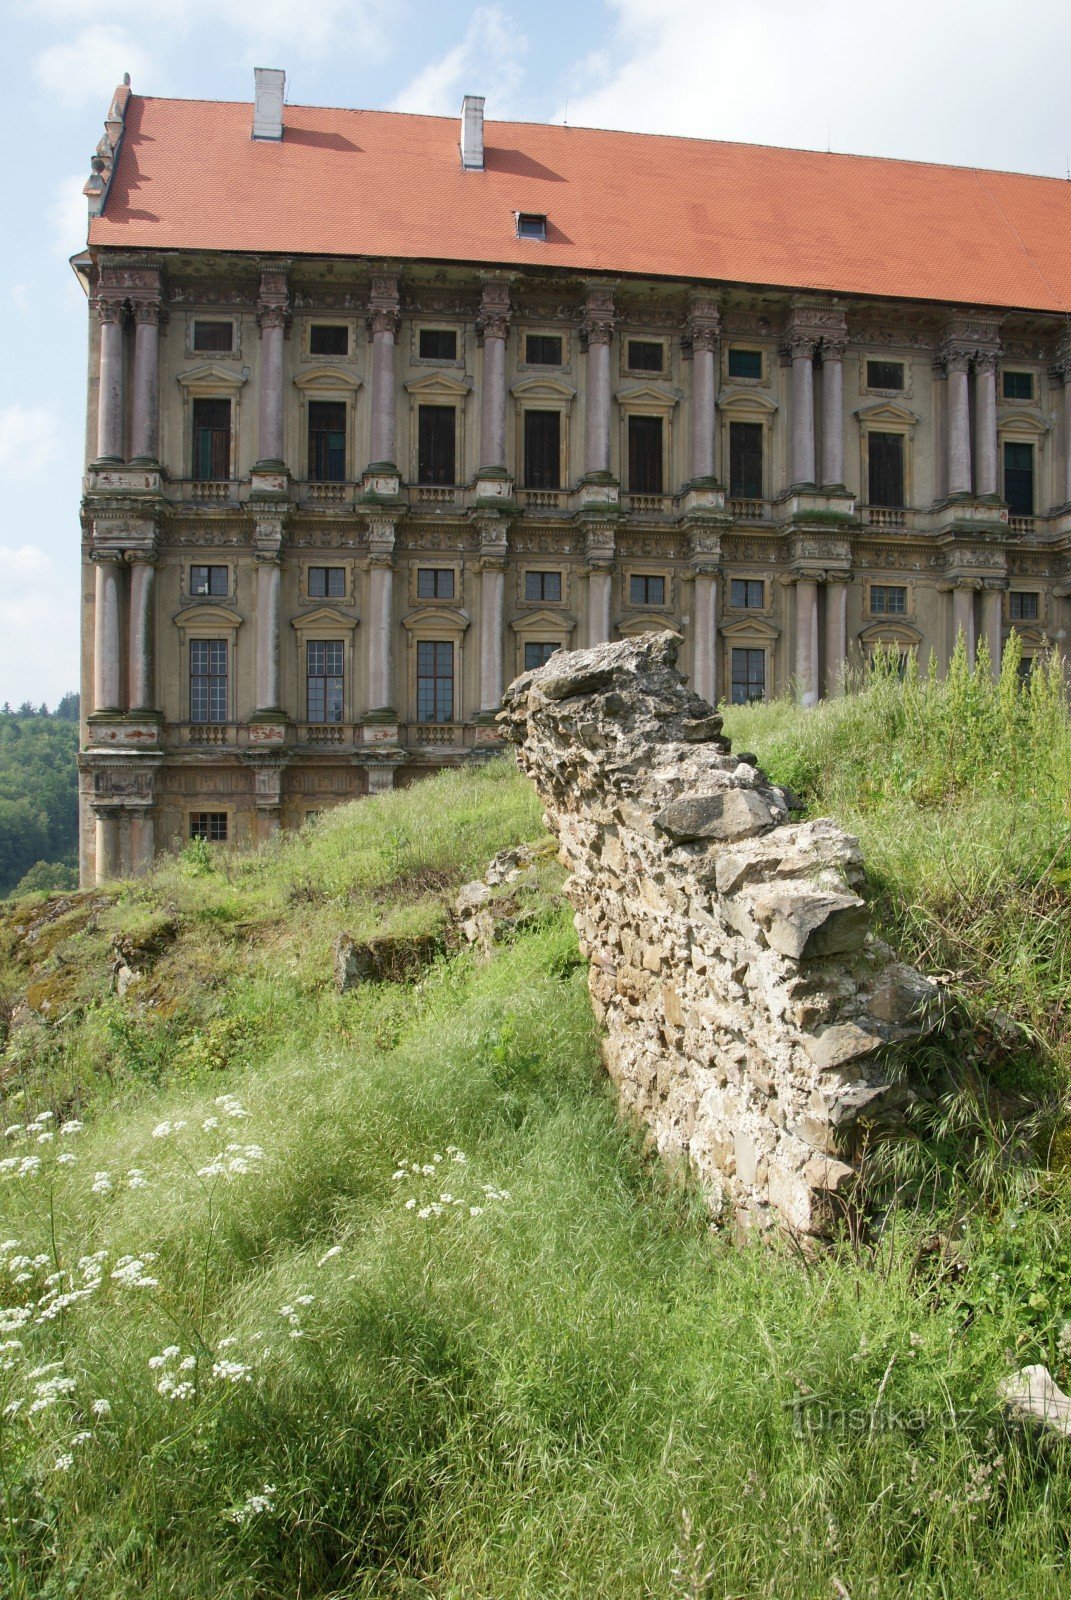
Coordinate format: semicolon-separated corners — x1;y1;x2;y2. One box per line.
310;324;348;355
630;574;665;606
417;568;454;600
628;340;664;372
728;422;763;498
416;640;454;722
730;578;764;608
871;585;907;615
524;570;562;603
526;334;562;365
628;415;663;493
727;349;762;380
868;432;904;508
731;648;765;704
524;410;561;489
417;406;456;485
1005;442;1035;514
866;360;905;390
517;214;546;239
418;329;457;361
192;398;231;480
308;401;346;482
190;812;228;841
190;638;226;723
191;565;226;596
192;321;233;352
524;642;559;670
1003;371;1033;401
1009;592;1039;621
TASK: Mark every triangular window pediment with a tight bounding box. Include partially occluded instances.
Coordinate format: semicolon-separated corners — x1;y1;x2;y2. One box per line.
615;382;678;410
404;372;472;398
176;363;247;391
510;608;578;633
721;615;781;641
855;401;920;427
291;605;358;631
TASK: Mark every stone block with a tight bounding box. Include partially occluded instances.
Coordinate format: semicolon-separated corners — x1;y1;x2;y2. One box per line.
654;786;774;843
751;888;868;961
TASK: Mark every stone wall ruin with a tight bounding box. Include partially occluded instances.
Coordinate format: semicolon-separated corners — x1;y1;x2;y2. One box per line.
499;632;939;1235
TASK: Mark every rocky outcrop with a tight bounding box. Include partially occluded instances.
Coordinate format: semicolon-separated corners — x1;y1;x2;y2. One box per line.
499;632;939;1235
453;843;565;960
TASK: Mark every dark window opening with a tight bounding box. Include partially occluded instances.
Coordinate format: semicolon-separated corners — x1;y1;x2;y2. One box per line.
190;639;227;724
1017;656;1037;683
727;349;762;381
417;568;455;600
417;406;456;485
516;213;547;240
628;339;664;372
1009;591;1040;621
524;410;561;489
416;640;454;722
192;321;233;353
419;328;458;361
870;585;907;615
190;565;228;597
310;324;348;356
306;640;344;724
868;432;905;508
628;414;663;493
526;334;562;365
192;398;231;481
1005;441;1035;515
524;570;562;603
866;359;905;390
524;642;559;671
731;648;765;704
730;578;764;609
190;812;228;841
1003;371;1034;401
309;566;345;599
308;401;346;482
629;574;665;607
728;421;763;498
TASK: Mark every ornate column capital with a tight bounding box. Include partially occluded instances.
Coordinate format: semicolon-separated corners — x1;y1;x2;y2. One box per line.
974;350;999;377
683;289;721;354
131;298;164;326
96;296;126;326
782;332;819;361
476;275;513;344
256;265;291;329
580;282;616;349
820;337;848;363
367;270;401;339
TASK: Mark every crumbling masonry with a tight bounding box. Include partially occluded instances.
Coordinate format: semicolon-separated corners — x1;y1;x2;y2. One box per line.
500;632;939;1234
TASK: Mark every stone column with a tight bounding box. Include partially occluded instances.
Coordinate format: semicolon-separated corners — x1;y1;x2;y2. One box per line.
478;278;511;470
953;583;977;666
686;292;720;483
795;576;820;706
1054;353;1071;506
975;353;998;499
95;807;121;883
129;807;156;875
479;565;506;711
96;298;126;463
582;286;615;478
691;570;719;705
254;556;282;714
946;351;972;495
584;524;616;647
787;336;818;487
824;574;849;696
366;518;397;713
130;300;162;464
367;273;401;468
93;555;124;712
981;583;1004;677
256;269;290;469
127;557;156;711
820;340;846;487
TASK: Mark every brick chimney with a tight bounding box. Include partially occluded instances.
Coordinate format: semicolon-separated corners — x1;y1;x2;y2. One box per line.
460;94;485;170
253;68;286;141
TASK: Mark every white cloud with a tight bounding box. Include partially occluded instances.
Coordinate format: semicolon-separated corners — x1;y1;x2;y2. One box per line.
50;174;90;261
34;24;157;111
0;407;61;479
390;6;528;117
557;0;1071;177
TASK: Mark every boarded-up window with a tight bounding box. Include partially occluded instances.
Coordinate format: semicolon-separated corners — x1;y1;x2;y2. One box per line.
524;410;561;488
417;406;455;484
308;401;346;482
628;415;663;493
868;432;904;508
192;399;230;480
728;421;762;498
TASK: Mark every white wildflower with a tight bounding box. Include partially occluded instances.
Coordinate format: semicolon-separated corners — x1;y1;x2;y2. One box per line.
35;1132;55;1145
59;1121;83;1136
156;1376;194;1401
293;1295;313;1307
3;1398;23;1418
110;1259;158;1289
211;1359;252;1384
225;1482;276;1524
126;1169;149;1191
52;1454;74;1473
91;1172;113;1195
69;1430;92;1447
0;1308;32;1334
469;1206;483;1217
316;1246;343;1266
179;1355;197;1372
3;1126;22;1139
56;1152;77;1166
202;1116;220;1131
91;1398;111;1418
404;1197;416;1210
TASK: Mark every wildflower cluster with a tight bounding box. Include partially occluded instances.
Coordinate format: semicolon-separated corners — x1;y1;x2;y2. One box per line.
278;1295;314;1340
225;1482;277;1525
1;1112;83;1180
392;1147;510;1220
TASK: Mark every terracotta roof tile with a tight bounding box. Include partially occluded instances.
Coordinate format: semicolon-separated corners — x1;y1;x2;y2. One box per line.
89;95;1071;313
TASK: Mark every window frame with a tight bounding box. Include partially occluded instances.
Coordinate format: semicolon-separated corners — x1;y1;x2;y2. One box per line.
627;572;669;609
516;212;547;241
727;417;765;500
523;408;563;490
417;327;459;363
189;564;229;599
190;319;237;356
511;376;576;491
191;396;233;482
865;358;906;393
523;569;564;605
728;577;765;611
307;399;348;483
415;639;456;723
1002;370;1035;403
416;567;457;602
867;583;910;618
616;384;677;497
189;811;229;842
405;373;471;485
624;337;668;377
307;566;347;601
867;430;907;509
730;646;767;704
416;403;458;486
523;641;560;672
1008;590;1041;623
305;638;346;725
189;637;229;725
412;325;465;368
524;332;565;368
856;402;918;513
307;322;351;358
1003;438;1036;516
726;347;764;383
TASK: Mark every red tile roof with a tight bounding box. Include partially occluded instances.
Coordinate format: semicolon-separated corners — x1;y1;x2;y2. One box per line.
89;95;1071;314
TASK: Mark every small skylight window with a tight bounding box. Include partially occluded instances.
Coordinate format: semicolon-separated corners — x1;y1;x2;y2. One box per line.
516;212;547;241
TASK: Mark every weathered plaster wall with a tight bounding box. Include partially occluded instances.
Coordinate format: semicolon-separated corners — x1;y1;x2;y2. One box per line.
500;631;939;1234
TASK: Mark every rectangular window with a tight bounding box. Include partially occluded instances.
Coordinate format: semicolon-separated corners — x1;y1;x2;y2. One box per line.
306;640;344;724
868;432;905;508
727;349;762;380
1003;371;1034;401
728;421;763;498
524;570;562;603
1009;591;1040;621
516;213;547;240
523;410;561;489
866;359;905;390
730;647;766;704
189;639;227;724
627;339;664;372
730;578;765;609
418;328;458;361
524;641;559;671
192;321;233;353
870;584;908;615
192;398;231;481
416;640;454;722
308;401;346;482
629;574;665;607
416;568;455;601
1004;441;1035;515
190;812;228;841
308;566;345;599
309;324;348;356
417;405;456;484
628;414;663;493
190;565;228;597
526;334;562;365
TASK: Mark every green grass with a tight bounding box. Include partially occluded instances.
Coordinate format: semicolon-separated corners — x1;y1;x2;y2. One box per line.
2;658;1071;1596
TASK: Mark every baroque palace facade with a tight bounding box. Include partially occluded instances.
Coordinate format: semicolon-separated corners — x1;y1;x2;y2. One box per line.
75;74;1071;882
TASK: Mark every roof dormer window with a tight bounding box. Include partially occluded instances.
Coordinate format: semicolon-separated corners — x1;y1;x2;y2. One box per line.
516;212;547;241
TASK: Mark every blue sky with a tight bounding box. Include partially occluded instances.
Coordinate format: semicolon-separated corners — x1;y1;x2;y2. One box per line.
4;0;1071;706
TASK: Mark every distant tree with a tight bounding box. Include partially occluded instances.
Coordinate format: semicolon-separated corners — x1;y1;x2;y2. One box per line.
10;860;78;897
16;702;34;717
53;692;80;722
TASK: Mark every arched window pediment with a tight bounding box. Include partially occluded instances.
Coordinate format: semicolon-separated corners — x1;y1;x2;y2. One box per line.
402;605;472;632
510;608;578;633
510;376;576;401
293;366;363;392
858;621;922;647
618;612;683;637
717;387;778;415
173;602;243;631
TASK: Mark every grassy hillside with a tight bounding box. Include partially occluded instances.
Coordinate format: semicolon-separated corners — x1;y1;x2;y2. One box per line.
2;653;1071;1597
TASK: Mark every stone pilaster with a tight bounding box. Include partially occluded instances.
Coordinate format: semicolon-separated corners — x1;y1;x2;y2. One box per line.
974;352;999;499
981;580;1005;677
820;338;847;488
367;271;401;470
95;296;126;464
581;283;616;480
685;291;721;485
1051;343;1071;508
583;522;616;647
247;756;288;840
126;551;158;711
475;517;509;715
130;284;164;465
687;527;722;706
365;516;397;716
793;574;820;705
950;579;979;665
785;333;818;488
92;552;124;712
477;276;512;471
255;266;291;471
253;554;283;715
129;806;156;875
824;572;850;696
94;804;122;882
